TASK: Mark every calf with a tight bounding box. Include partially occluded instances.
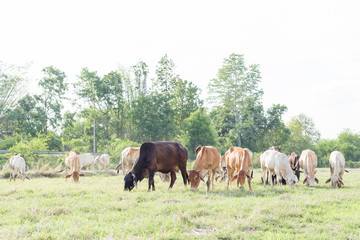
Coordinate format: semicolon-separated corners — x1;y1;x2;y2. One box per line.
325;151;348;188
65;151;84;182
299;149;319;187
188;145;221;192
9;154;30;181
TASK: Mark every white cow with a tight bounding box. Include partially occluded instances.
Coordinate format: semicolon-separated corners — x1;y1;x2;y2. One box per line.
9;154;30;181
260;150;298;189
95;154;110;170
115;147;140;175
78;153;95;170
325;151;347;188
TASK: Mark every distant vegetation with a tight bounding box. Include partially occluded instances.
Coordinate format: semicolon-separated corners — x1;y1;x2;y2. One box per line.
1;54;360;167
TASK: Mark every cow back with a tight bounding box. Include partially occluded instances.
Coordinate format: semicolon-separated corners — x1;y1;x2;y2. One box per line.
194;146;221;171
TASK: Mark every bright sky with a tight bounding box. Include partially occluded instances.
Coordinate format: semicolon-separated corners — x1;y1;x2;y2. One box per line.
1;0;359;139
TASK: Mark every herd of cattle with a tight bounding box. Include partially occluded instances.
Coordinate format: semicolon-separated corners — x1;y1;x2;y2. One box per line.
6;141;348;191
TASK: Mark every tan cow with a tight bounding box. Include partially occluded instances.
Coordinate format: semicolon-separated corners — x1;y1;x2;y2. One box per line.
325;151;348;188
299;149;319;187
115;147;140;175
223;147;252;190
65;151;84;182
188;146;221;192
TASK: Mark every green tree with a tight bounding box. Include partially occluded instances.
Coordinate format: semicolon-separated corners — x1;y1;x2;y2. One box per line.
260;104;290;150
37;66;68;134
178;109;218;159
283;114;320;154
130;93;175;142
337;129;360;162
132;61;149;96
208;53;263;147
153;54;178;93
0;62;27;126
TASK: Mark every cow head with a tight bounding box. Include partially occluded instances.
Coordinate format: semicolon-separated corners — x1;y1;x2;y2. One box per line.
231;170;251;187
325;175;344;188
124;172;136;191
188;170;204;191
287;175;298;189
302;170;318;187
66;171;84;183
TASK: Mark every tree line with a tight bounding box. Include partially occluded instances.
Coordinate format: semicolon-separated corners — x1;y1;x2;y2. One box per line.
0;54;359;166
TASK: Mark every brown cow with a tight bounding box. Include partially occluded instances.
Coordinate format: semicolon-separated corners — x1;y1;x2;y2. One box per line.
223;147;252;190
299;149;319;187
65;151;84;183
188;145;221;192
288;152;301;181
123;141;188;191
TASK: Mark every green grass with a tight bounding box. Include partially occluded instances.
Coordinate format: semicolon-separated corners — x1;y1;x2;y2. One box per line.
0;168;359;239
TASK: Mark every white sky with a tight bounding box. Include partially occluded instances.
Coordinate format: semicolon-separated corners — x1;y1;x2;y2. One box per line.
1;0;359;139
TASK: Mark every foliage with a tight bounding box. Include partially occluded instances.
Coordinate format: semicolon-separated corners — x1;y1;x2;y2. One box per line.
63;138;91;154
37;66;68;134
0;134;20;150
178;109;218;159
9;134;49;166
282;114;320;154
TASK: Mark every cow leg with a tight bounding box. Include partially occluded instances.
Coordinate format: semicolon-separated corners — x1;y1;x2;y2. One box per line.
247;175;252;191
179;164;188;187
211;169;216;190
169;171;177;189
227;168;234;189
148;170;156;191
269;170;275;187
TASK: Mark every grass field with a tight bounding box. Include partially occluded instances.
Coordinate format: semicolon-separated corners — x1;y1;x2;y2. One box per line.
0;168;359;239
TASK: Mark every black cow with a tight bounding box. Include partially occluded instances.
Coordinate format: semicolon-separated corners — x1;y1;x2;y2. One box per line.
124;141;188;191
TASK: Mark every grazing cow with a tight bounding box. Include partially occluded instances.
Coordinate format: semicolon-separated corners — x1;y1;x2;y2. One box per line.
325;151;348;188
288;152;301;181
65;151;84;182
216;148;253;183
79;153;95;170
9;154;30;181
115;147;140;175
299;149;319;187
123;141;188;191
223;147;252;190
95;154;110;170
188;145;221;192
260;150;298;188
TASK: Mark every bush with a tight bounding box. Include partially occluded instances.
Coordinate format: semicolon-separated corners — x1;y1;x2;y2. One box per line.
63;138;91;154
0;135;20;150
9;136;49;167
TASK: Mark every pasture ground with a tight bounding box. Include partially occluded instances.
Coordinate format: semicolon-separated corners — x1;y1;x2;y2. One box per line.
0;168;359;239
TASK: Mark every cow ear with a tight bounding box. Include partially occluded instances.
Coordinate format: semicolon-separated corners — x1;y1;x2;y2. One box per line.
299;170;303;173
200;175;205;182
325;178;331;184
231;175;238;182
344;169;349;173
65;174;72;178
79;173;84;176
339;178;344;185
246;174;251;180
315;178;319;184
303;178;307;184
